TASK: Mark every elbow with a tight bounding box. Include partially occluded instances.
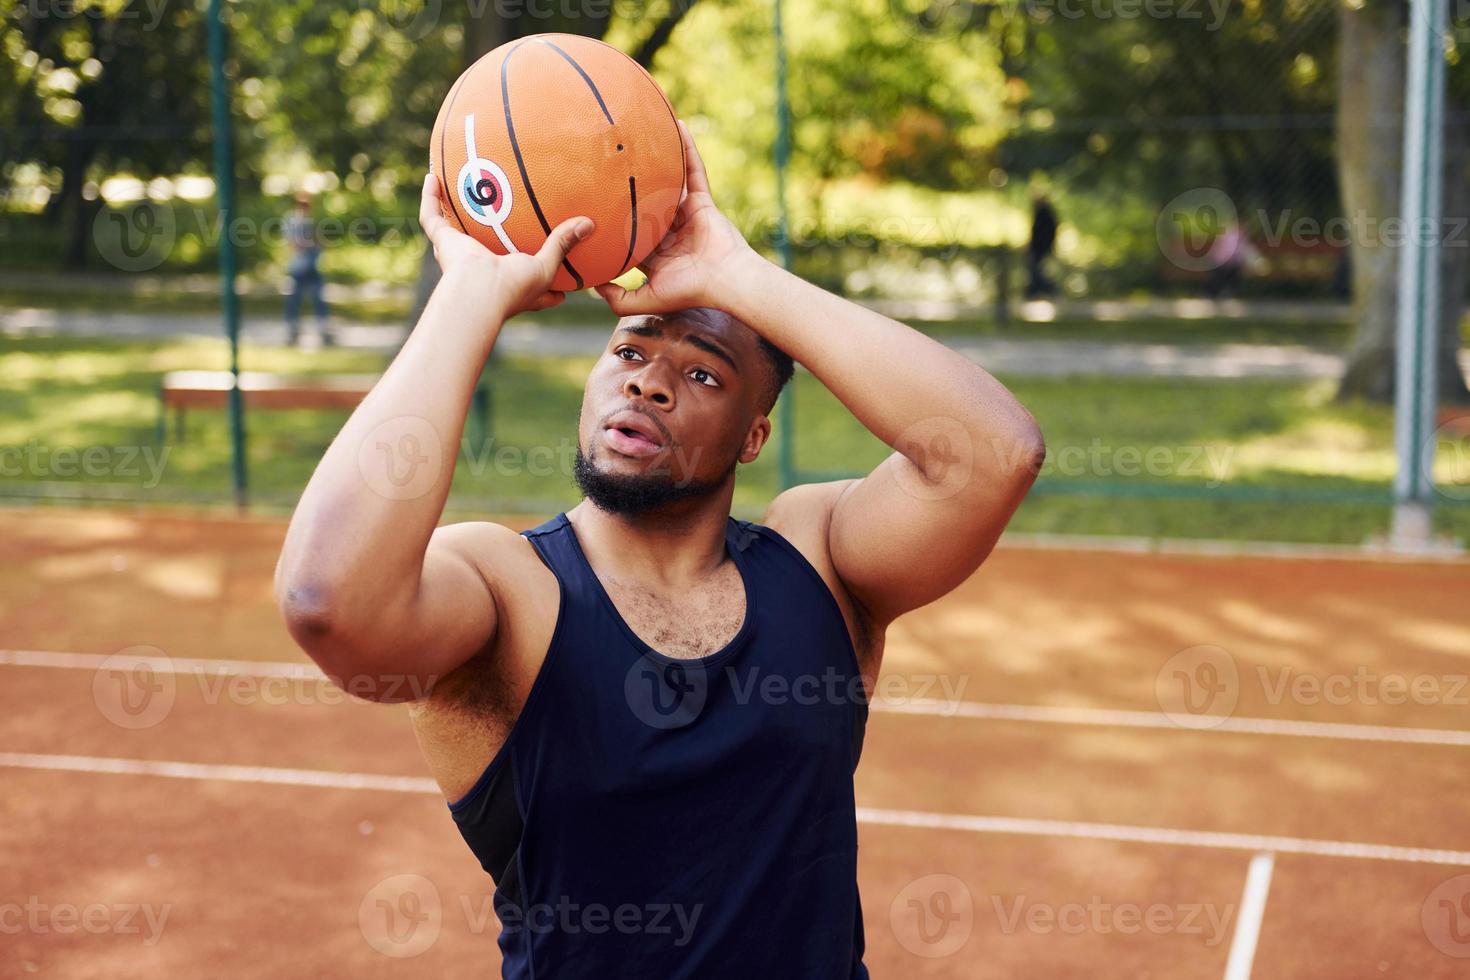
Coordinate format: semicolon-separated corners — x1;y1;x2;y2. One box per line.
277;579;367;683
994;413;1045;490
276;579;420;703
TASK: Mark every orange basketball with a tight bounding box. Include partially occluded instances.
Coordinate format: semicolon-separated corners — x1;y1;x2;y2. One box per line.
428;33;685;292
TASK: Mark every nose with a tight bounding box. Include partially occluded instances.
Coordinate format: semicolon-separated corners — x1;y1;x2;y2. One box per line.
622;360;675;409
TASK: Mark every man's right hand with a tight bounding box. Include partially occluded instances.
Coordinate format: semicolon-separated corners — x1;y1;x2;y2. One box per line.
419;172;594;317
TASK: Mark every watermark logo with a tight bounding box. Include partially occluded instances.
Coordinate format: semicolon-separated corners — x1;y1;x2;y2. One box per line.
894;416;977;502
359;873;443;958
1422;874;1470;958
92;645;176;730
1425;419;1470;502
1157;188;1237;273
890;873;974;957
624;655;709;730
886;0;981;40
1155;644;1239;728
359;0;443;40
358;416;443;501
93;201;176;272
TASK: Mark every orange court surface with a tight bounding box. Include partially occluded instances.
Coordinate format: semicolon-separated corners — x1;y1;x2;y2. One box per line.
2;505;1469;979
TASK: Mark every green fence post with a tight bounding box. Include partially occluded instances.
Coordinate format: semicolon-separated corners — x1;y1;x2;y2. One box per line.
208;0;247;509
773;0;796;491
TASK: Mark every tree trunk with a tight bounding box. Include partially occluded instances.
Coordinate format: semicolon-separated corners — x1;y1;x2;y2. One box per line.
1335;0;1406;401
1336;0;1469;403
1434;96;1470;403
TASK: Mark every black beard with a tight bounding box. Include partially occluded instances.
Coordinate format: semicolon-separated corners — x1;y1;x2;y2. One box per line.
572;443;735;517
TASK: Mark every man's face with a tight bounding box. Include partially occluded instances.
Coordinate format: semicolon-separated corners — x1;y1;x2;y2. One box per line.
574;309;772;515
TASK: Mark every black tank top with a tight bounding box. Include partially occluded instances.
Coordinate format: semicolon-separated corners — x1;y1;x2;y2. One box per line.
447;512;870;978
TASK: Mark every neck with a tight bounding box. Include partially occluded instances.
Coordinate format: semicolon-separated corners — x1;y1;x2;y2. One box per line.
567;487;734;590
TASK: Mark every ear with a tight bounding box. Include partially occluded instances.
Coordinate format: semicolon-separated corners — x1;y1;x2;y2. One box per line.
738;413;772;465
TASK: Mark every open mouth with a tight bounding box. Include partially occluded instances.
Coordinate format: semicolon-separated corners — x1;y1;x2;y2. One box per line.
596;414;667;461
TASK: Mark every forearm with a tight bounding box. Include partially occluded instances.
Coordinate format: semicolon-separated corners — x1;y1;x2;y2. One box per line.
275;270;506;644
719;253;1042;478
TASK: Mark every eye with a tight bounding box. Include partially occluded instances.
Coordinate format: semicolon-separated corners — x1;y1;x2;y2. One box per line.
689;367;721;388
614;347;643;362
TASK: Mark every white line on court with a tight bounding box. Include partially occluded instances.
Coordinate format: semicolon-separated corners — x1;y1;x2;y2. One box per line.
877;698;1470;747
5;751;1470;867
1222;853;1275;980
6;648;1470;749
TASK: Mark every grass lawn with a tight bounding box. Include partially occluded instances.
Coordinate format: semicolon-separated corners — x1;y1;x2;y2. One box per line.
1;334;1466;546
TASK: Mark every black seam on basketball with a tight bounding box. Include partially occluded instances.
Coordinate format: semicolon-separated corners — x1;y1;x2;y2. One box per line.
502;42;585;290
618;176;638;276
439;68;472;236
535;37;615;125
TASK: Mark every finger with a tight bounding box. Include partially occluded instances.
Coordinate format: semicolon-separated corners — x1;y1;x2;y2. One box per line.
595;280;661;317
676;119;712;199
419;173;451;246
525;290;566;311
536;216;595;280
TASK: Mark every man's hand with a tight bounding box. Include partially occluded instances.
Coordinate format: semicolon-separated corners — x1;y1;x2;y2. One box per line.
594;120;756;316
419;173;594;317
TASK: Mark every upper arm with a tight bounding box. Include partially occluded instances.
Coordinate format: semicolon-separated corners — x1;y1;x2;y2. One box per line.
287;521;511;703
827;430;1041;623
766;422;1041;629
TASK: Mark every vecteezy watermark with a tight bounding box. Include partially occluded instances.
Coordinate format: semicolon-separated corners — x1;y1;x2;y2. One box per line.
1156;188;1239;273
13;0;170;31
624;659;967;730
358;0;444;40
92;200;177;273
1423;874;1470;958
1424;420;1470;502
92;646;177;730
889;874;975;958
895;416;978;503
888;0;1232;42
987;893;1235;946
0;897;171;946
358;873;702;958
1021;438;1234;487
358;416;445;502
89;646;442;728
1155;645;1470;729
0;442;170;488
91;203;414;274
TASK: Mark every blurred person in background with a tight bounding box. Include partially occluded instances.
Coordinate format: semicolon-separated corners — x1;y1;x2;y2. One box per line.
284;192;334;347
1025;187;1059;299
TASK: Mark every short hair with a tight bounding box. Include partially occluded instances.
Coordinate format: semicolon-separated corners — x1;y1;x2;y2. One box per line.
754;334;794;414
657;307;792;414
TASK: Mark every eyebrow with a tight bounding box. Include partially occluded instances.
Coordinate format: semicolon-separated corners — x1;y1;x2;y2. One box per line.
615;321;741;374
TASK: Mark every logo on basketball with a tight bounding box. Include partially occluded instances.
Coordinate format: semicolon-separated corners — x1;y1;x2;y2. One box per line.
623;655;709;730
92;645;176;730
889;873;974;958
1155;644;1239;729
1422;874;1470;958
456;113;517;254
359;873;442;958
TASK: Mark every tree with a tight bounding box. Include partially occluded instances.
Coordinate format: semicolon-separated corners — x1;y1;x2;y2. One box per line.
1336;0;1470;403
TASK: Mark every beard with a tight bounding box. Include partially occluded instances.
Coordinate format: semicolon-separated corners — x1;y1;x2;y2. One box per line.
573;441;737;517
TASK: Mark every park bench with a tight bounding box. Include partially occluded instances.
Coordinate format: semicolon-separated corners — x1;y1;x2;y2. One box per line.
156;370;491;443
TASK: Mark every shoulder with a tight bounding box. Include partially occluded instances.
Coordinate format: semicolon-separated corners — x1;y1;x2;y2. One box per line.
759;481;881;668
429;520;560;632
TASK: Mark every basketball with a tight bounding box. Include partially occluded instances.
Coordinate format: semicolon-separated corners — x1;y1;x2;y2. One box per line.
428;33;686;292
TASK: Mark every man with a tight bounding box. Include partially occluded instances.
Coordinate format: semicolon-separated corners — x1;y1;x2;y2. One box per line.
275;122;1043;977
283;192;333;347
1025;188;1059;300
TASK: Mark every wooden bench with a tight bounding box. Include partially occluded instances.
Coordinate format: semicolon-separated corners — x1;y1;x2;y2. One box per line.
157;371;490;443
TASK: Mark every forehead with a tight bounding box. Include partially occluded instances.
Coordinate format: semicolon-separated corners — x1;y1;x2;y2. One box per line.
612;311;757;369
